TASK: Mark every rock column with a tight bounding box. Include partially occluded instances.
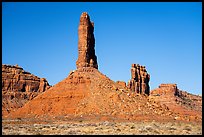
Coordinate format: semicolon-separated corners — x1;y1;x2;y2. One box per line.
128;64;150;95
76;12;98;69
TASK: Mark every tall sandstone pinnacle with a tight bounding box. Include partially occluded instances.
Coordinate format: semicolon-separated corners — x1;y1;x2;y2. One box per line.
76;12;98;69
128;64;150;95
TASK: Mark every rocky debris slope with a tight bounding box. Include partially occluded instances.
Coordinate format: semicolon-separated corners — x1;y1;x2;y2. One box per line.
76;12;98;69
150;84;202;122
127;64;150;95
175;89;202;111
8;68;176;121
2;64;51;116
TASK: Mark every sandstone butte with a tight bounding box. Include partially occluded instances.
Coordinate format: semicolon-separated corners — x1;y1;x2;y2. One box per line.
2;64;51;116
5;12;202;123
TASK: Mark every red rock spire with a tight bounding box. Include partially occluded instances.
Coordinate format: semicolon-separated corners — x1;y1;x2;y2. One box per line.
76;12;98;69
128;64;150;95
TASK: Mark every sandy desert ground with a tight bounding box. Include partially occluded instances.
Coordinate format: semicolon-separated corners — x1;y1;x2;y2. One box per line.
2;118;202;135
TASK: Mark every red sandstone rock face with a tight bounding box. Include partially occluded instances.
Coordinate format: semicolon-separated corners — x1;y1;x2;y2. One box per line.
151;84;177;96
127;64;150;95
116;81;126;89
2;64;51;116
76;12;98;69
175;89;202;112
150;84;202;122
2;64;50;92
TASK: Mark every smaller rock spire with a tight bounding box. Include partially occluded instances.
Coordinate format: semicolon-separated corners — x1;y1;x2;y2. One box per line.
128;64;150;95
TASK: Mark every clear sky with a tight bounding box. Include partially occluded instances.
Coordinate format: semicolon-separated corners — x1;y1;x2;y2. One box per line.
2;2;202;95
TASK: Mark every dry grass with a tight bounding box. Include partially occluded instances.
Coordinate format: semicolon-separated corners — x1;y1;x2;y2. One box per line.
2;119;202;135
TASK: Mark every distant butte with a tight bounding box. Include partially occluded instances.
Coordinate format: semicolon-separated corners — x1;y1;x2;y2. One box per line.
2;64;51;116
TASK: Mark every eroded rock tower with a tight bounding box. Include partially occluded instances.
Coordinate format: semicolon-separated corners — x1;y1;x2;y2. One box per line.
76;12;98;69
128;64;150;95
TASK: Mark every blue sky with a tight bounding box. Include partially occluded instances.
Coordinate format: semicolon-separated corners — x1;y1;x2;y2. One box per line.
2;2;202;95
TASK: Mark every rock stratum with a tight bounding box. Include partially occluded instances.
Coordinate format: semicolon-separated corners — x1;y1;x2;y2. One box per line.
4;12;202;123
2;64;51;116
150;84;202;121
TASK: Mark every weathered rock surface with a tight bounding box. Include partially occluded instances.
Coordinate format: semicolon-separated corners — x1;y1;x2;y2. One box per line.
175;89;202;112
150;84;202;122
151;84;177;96
2;64;50;92
2;64;51;116
127;64;150;95
116;81;126;89
76;12;98;69
8;68;175;121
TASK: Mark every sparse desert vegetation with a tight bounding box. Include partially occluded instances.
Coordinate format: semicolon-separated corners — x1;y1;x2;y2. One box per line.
2;118;202;135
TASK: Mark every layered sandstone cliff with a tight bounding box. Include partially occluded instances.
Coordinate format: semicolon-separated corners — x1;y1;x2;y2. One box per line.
151;84;177;96
2;64;51;116
150;84;202;121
